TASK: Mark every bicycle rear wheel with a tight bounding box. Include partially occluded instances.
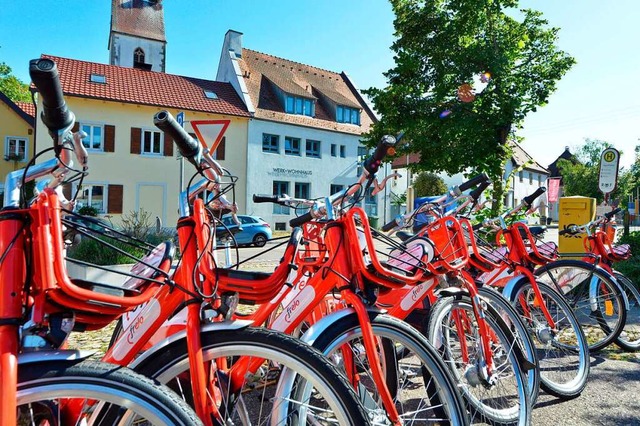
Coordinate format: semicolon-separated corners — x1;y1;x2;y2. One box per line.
613;271;640;351
132;326;370;425
428;294;531;425
536;259;626;352
17;359;202;425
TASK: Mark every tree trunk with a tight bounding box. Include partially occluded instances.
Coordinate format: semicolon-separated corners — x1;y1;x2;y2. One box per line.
490;124;512;216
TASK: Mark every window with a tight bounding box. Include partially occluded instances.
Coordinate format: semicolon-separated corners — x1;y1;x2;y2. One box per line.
306;140;321;158
357;146;368;176
262;133;279;153
295;182;310;200
134;47;145;65
81;124;103;150
142;130;163;155
204;90;218;99
89;73;106;84
340;145;346;158
77;184;106;213
330;184;344;195
284;137;301;155
519;171;523;182
529;172;533;185
330;144;337;157
4;137;28;161
285;95;314;117
336;105;360;124
273;181;289;214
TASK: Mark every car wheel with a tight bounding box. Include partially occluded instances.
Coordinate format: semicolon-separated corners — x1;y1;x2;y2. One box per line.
253;234;267;247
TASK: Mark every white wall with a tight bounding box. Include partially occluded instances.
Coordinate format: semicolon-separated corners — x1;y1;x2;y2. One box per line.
246;119;393;228
111;34;165;72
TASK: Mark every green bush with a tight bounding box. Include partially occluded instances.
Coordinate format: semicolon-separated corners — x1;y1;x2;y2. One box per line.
67;236;147;266
614;231;640;285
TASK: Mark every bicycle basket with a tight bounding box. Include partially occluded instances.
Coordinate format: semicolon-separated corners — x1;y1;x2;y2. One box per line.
510;222;558;265
592;231;632;262
423;216;469;272
459;218;504;272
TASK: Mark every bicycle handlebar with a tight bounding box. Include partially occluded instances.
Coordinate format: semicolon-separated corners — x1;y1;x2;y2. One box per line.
605;207;622;220
289;212;314;228
380;218;398;232
459;173;489;192
153;111;201;163
363;133;401;175
523;186;546;207
469;180;491;202
253;194;280;204
29;58;74;135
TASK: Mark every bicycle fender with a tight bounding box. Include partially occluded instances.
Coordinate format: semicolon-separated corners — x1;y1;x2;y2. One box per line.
129;320;252;370
298;307;385;347
501;275;530;303
19;350;93;366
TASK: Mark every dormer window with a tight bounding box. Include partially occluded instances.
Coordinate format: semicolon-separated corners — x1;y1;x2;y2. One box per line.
337;105;360;125
134;48;145;65
204;90;218;99
285;95;314;117
90;73;106;84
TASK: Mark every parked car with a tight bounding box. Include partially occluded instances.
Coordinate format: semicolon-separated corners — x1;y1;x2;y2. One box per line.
216;215;272;247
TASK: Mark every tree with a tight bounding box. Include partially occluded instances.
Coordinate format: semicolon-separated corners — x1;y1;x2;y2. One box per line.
559;139;632;204
413;172;448;197
364;0;575;214
0;62;31;102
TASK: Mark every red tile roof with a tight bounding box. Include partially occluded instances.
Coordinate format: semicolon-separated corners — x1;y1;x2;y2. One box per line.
15;101;35;118
110;0;166;42
392;153;421;169
239;49;376;134
42;55;250;117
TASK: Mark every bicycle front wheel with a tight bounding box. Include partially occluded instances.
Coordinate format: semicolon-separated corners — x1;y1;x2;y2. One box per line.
428;295;531;425
17;360;202;425
509;280;590;399
613;271;640;351
133;326;370;425
536;259;626;352
310;312;470;426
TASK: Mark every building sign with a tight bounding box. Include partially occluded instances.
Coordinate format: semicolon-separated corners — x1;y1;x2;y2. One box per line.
268;168;313;178
598;147;620;194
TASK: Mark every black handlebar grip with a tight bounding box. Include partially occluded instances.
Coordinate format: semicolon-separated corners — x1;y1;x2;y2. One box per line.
523;186;547;207
469;180;491;201
253;194;279;203
381;218;398;232
558;229;568;236
472;222;484;231
289;212;314;228
363;134;397;175
458;173;489;192
153;110;200;160
29;58;73;133
605;207;622;219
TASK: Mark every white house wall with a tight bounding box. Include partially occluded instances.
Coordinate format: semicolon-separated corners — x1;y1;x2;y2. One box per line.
246;119;391;228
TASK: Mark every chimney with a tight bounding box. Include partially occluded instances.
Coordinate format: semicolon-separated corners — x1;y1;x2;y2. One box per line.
225;30;243;59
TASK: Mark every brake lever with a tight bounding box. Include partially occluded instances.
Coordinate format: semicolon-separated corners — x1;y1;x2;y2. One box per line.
71;130;89;170
371;172;402;196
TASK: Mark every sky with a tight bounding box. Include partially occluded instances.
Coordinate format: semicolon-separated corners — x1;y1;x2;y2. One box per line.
1;0;639;169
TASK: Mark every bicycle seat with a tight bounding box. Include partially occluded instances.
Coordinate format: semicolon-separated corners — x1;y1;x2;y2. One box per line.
397;231;415;242
528;226;547;237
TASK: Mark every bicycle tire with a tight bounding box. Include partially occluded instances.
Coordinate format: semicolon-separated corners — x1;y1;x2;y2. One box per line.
17;359;202;425
309;311;470;426
613;271;640;351
132;326;371;425
428;294;531;425
508;280;590;399
477;285;541;405
535;259;626;352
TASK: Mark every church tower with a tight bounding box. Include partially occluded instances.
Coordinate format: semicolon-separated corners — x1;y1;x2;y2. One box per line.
108;0;166;72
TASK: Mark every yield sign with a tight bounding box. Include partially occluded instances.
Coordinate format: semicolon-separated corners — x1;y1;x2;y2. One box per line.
190;120;231;153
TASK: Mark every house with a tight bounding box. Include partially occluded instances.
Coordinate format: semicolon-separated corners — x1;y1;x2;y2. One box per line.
0;91;35;202
216;30;388;230
30;55;250;226
390;140;550;217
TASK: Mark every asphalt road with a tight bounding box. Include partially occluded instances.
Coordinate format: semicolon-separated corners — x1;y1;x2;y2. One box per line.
230;227;640;425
